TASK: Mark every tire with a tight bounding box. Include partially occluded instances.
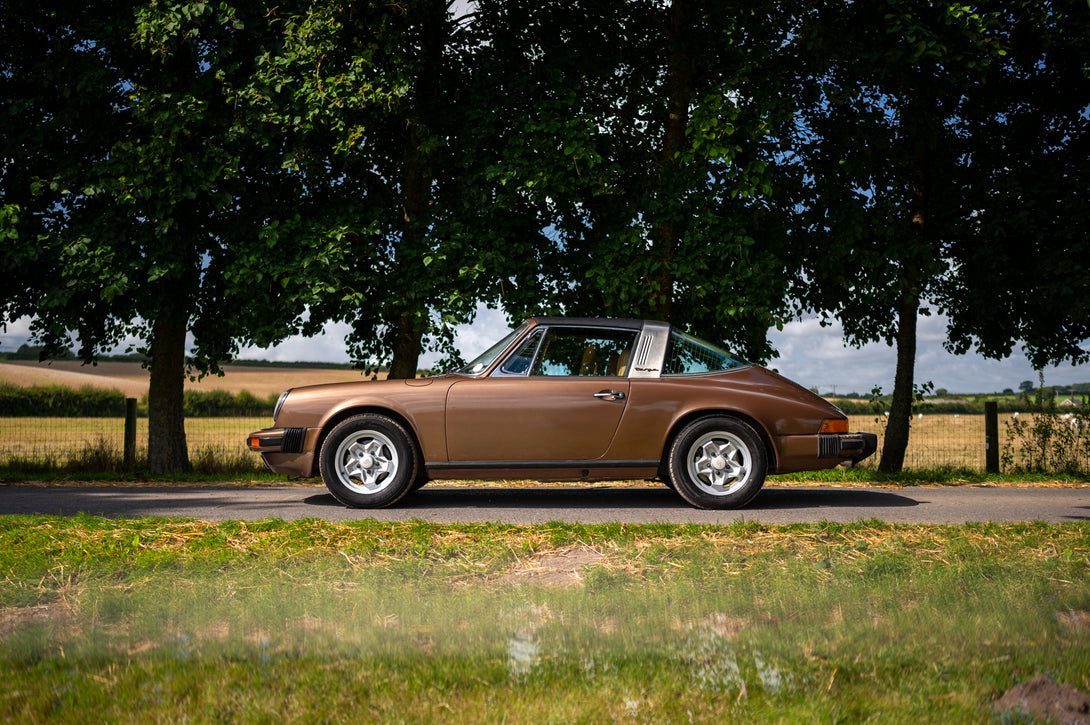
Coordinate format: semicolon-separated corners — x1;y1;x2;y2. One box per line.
667;416;767;509
319;414;419;508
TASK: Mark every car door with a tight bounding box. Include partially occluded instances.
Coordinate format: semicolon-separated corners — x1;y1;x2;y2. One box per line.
445;326;637;462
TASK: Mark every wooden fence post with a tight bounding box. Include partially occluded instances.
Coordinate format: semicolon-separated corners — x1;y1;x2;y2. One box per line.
985;401;999;474
124;398;137;469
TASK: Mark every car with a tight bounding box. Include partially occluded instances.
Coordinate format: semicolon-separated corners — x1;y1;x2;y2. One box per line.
247;318;877;509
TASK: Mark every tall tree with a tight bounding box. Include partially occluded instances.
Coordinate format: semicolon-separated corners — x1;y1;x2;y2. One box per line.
241;0;498;377
0;2;301;471
939;1;1090;368
466;0;797;360
785;0;1089;471
785;1;1012;471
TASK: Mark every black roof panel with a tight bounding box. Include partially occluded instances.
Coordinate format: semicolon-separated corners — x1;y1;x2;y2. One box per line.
527;317;652;330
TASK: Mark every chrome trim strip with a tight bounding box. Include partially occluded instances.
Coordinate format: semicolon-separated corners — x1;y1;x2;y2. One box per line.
426;459;659;471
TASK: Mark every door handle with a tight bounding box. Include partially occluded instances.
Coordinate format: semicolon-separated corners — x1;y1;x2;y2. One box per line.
593;390;626;400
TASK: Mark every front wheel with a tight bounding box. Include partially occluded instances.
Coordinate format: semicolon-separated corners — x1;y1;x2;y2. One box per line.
667;416;767;509
319;414;419;508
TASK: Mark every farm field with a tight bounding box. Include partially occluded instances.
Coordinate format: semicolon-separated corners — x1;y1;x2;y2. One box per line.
0;359;384;399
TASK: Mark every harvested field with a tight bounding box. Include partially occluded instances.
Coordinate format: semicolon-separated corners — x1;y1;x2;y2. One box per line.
0;360;384;399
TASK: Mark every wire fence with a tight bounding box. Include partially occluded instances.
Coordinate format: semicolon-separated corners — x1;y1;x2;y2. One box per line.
3;412;1083;475
0;416;271;473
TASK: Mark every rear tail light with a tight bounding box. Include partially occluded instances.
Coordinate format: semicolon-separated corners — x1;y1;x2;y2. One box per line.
820;419;849;434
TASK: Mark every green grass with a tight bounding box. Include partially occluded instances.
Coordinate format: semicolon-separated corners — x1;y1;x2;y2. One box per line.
1;517;1088;723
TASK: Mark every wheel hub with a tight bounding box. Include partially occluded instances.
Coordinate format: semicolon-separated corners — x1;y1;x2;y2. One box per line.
687;432;752;496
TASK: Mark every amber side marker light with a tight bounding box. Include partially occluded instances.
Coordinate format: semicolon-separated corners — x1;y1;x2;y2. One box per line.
249;436;260;448
820;419;849;434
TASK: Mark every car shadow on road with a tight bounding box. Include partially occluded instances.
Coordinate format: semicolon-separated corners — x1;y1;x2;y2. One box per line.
302;485;920;511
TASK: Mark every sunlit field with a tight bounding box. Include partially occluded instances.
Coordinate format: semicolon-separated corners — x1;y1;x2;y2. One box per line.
0;417;270;473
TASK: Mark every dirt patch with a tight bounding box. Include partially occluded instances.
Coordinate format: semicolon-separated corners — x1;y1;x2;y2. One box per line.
495;546;605;588
0;603;74;639
1057;610;1090;633
995;676;1090;725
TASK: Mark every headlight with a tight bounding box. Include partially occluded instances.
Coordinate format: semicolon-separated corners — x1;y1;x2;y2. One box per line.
273;389;291;421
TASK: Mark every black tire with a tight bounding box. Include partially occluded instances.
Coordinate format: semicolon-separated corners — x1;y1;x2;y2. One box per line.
318;414;419;508
667;416;767;509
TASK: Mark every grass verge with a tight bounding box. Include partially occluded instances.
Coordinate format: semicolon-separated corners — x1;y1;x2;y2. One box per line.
1;517;1088;723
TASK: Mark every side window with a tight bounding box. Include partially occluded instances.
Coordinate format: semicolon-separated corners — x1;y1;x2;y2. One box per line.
530;328;639;377
663;330;746;375
496;330;543;376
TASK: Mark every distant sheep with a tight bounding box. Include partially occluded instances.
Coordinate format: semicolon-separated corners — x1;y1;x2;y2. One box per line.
1060;413;1089;432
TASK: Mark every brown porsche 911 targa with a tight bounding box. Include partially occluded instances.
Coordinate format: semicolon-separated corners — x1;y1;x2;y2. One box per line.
247;318;876;509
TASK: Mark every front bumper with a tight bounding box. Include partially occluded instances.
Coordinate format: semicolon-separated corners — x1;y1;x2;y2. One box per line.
246;427;308;454
246;426;317;478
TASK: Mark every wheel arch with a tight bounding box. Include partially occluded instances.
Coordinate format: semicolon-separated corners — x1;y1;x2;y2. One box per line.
311;406;425;478
660;409;778;475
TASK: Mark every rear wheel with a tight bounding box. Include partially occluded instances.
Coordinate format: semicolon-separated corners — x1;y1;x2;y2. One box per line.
319;414;419;508
667;416;766;509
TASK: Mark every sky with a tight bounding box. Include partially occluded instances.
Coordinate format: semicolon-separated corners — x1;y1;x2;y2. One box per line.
227;305;1089;395
3;307;1087;394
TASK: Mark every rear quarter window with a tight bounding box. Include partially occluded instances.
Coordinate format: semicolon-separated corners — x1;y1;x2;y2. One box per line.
663;331;748;375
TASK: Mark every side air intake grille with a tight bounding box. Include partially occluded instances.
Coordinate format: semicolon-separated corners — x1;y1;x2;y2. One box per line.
819;434;841;458
282;427;307;454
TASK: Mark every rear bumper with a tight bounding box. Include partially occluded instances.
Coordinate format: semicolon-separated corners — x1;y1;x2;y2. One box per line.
820;432;878;463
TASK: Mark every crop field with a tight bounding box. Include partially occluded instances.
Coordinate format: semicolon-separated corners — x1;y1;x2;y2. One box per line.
0;360;382;399
849;414;990;471
0;417;270;473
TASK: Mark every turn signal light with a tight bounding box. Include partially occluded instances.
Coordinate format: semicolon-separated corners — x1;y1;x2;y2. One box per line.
820;419;849;434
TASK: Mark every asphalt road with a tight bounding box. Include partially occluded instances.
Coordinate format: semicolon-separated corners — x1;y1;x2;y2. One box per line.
1;484;1088;524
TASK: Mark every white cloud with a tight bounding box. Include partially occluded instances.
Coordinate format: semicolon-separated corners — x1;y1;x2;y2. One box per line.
236;320;355;364
769;313;1090;395
0;316;33;350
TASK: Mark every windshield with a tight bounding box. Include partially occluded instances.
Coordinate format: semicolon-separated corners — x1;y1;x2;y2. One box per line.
455;321;531;375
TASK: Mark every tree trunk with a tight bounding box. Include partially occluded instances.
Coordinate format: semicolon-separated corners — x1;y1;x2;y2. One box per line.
877;288;918;472
646;0;696;322
878;93;934;473
386;313;424;379
146;316;191;473
384;0;443;379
